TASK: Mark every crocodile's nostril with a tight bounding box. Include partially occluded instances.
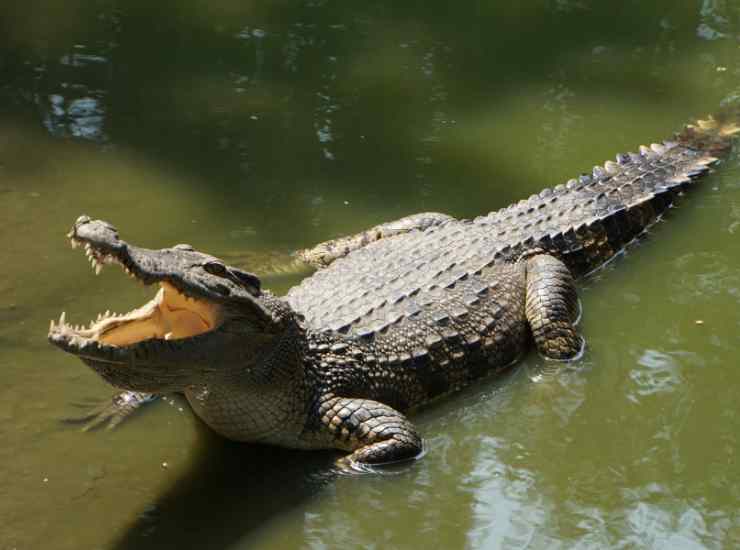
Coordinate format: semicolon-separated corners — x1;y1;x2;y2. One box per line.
75;215;92;226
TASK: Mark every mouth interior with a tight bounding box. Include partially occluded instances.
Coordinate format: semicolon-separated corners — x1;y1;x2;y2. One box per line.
53;237;222;347
94;282;221;346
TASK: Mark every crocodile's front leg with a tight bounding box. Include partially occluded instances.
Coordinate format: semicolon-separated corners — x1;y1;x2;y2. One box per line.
318;396;423;469
525;254;583;360
67;391;158;431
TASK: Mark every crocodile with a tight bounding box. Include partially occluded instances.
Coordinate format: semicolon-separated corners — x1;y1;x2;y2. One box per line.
48;110;739;468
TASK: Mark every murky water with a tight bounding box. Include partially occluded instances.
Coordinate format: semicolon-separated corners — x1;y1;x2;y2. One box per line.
2;1;740;548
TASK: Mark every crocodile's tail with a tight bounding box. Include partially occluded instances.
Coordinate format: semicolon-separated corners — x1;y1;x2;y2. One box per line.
676;104;740;156
563;105;740;276
475;103;740;278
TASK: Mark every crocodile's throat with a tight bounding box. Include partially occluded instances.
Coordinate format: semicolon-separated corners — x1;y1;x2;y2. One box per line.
49;236;223;351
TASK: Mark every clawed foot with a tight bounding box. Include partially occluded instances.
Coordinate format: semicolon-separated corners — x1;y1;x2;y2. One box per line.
64;391;158;431
334;445;426;475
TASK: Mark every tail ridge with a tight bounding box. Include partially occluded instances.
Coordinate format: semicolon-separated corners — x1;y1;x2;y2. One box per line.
676;105;740;156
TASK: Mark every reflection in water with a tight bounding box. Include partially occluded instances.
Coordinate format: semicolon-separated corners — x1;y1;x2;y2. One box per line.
467;439;551;549
27;4;119;144
629;349;684;398
41;93;107;142
314;74;339;161
670;251;740;305
698;0;732;41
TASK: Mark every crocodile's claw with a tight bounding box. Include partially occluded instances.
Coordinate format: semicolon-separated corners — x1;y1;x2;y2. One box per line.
64;391;158;431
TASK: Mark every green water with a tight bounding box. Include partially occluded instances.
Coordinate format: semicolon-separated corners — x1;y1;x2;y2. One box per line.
2;1;740;548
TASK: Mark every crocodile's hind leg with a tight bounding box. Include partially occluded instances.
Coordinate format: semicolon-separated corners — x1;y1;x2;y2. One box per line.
65;391;158;431
318;397;423;470
525;254;583;361
223;212;454;276
297;212;454;268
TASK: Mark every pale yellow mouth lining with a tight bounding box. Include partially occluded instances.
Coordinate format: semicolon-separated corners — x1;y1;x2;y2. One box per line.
51;282;222;346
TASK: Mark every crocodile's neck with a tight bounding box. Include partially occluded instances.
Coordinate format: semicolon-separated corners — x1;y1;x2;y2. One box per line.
184;295;312;446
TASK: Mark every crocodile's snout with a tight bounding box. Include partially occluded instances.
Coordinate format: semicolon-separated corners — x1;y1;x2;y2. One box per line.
67;215;125;255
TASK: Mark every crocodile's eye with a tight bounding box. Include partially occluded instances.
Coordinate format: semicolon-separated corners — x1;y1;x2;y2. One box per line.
203;261;228;277
229;268;261;292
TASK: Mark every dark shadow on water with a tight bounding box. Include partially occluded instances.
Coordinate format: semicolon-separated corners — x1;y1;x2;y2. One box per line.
109;358;530;550
112;422;336;550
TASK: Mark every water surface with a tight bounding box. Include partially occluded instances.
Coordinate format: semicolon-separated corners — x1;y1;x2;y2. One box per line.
2;1;740;548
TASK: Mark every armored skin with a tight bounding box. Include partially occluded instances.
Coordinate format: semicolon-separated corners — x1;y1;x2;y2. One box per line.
49;111;739;468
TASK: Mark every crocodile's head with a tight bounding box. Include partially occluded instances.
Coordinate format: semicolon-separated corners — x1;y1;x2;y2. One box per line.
48;216;289;393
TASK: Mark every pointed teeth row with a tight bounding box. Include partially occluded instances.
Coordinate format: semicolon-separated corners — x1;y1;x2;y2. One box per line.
71;237;137;280
49;312;70;333
81;244;110;276
50;307;129;337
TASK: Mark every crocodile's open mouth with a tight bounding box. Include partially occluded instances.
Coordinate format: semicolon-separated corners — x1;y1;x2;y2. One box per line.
48;233;223;355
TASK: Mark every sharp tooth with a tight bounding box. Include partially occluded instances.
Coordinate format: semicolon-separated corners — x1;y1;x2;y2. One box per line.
49;320;54;331
105;310;110;317
95;263;102;275
70;239;78;249
164;332;173;340
85;243;91;251
59;312;66;326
